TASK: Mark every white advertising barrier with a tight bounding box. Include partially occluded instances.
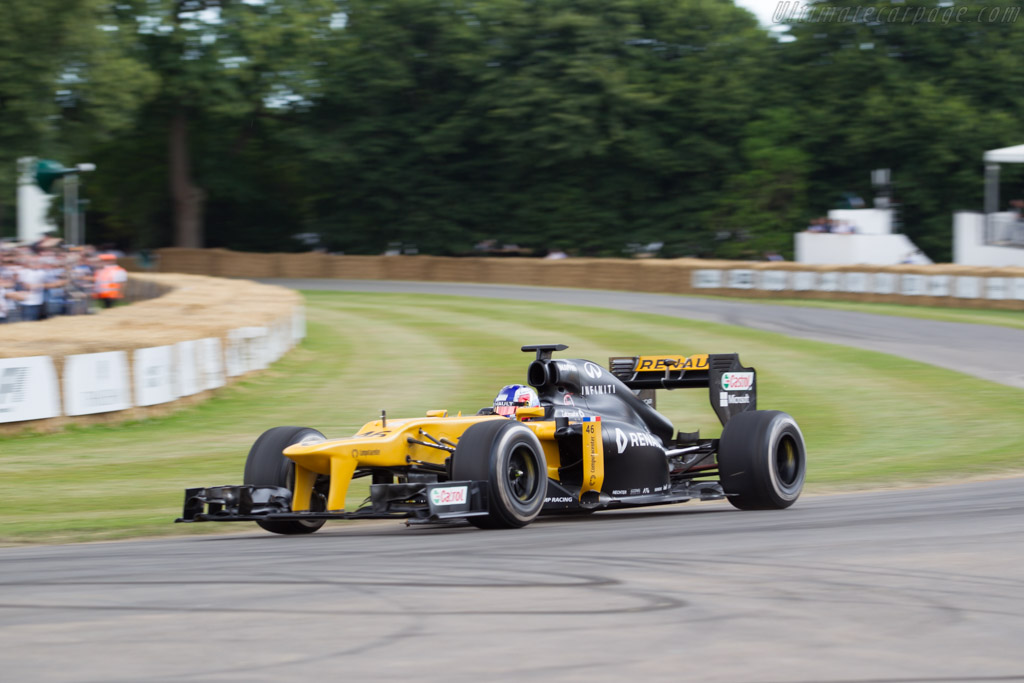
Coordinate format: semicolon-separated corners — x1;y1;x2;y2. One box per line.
224;330;245;378
226;326;269;376
200;337;226;390
176;340;200;397
955;276;981;299
0;356;61;424
64;351;132;416
292;305;306;343
987;277;1007;300
1015;278;1024;301
267;318;291;364
843;272;869;294
134;345;178;407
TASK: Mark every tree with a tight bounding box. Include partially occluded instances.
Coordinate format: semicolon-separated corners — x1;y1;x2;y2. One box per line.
0;0;154;236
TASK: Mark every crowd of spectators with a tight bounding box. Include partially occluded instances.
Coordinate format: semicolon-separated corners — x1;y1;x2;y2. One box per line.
0;239;126;324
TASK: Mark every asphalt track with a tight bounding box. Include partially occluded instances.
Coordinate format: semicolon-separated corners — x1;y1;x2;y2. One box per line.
2;280;1023;682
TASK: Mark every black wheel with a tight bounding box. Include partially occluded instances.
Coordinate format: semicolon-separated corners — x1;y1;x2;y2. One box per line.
717;410;806;510
452;420;547;529
243;426;328;535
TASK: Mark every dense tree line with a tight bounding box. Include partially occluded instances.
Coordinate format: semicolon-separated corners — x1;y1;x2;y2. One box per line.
2;0;1022;261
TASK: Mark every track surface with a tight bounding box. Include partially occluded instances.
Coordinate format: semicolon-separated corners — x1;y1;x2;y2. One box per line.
3;280;1022;682
2;481;1023;682
270;278;1024;389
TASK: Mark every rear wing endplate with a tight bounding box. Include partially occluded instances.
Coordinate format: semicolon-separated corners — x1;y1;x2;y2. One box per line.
608;353;757;425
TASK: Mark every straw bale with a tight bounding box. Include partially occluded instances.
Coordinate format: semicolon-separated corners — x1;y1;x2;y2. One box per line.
0;273;300;361
152;248;1024;310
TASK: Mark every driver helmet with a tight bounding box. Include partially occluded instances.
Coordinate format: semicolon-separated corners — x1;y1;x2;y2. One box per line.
493;384;540;417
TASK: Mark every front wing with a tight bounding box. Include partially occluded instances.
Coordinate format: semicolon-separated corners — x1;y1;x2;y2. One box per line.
177;478;726;526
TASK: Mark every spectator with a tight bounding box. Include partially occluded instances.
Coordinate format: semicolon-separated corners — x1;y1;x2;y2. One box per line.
66;249;95;315
94;253;127;308
16;255;47;321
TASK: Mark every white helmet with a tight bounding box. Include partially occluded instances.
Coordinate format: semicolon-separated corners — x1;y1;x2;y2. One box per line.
493;384;540;417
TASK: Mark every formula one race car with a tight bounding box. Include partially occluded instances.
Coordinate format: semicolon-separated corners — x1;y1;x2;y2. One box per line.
178;344;806;533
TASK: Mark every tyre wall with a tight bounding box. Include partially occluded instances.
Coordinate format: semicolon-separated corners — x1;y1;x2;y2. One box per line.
155;248;1024;311
0;273;305;433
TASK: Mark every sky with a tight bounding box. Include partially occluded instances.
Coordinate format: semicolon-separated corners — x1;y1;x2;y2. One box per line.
735;0;785;27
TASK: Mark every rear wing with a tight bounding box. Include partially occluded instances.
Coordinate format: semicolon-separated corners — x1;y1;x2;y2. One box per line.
608;353;756;425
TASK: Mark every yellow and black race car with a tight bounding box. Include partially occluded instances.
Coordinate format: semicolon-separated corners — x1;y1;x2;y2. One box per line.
178;344;806;534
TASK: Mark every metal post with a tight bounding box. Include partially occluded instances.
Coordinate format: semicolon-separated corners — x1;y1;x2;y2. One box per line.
984;164;1000;245
63;173;79;245
984;164;1000;215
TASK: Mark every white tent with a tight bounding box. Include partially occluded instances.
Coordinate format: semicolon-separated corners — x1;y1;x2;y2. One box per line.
983;143;1024;213
984;144;1024;164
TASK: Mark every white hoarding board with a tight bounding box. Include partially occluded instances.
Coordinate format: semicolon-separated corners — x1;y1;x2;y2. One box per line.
759;271;788;291
0;356;61;423
224;331;245;377
873;272;896;295
927;275;951;297
200;337;225;390
176;340;200;397
241;326;270;370
134;345;177;407
728;269;755;289
1014;278;1024;301
843;272;869;293
292;306;306;342
986;277;1007;300
818;272;840;292
64;351;132;416
954;276;981;299
227;327;270;375
793;271;816;291
901;274;925;296
692;270;723;289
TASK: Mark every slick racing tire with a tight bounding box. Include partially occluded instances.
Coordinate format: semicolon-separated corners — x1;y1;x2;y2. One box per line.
243;426;328;535
717;410;806;510
452;420;547;529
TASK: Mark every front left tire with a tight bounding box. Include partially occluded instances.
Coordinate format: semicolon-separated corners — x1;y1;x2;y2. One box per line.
452;420;547;529
243;426;328;535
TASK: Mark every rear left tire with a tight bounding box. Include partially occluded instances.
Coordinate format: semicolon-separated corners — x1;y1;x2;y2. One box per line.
717;410;806;510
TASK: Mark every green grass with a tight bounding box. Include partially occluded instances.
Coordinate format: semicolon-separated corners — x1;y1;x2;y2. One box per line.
2;289;1022;545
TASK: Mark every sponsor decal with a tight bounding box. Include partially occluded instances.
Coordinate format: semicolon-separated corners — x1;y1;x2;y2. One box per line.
721;372;754;391
351;448;381;458
545;496;574;504
430;486;467;506
635;354;709;372
629;488;642;496
555;408;586;418
580;420;605;498
719;393;728;408
727;394;750;405
583;362;602;379
615;428;660;453
563;393;574;406
0;367;27;412
612;489;627;496
581;384;616;396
